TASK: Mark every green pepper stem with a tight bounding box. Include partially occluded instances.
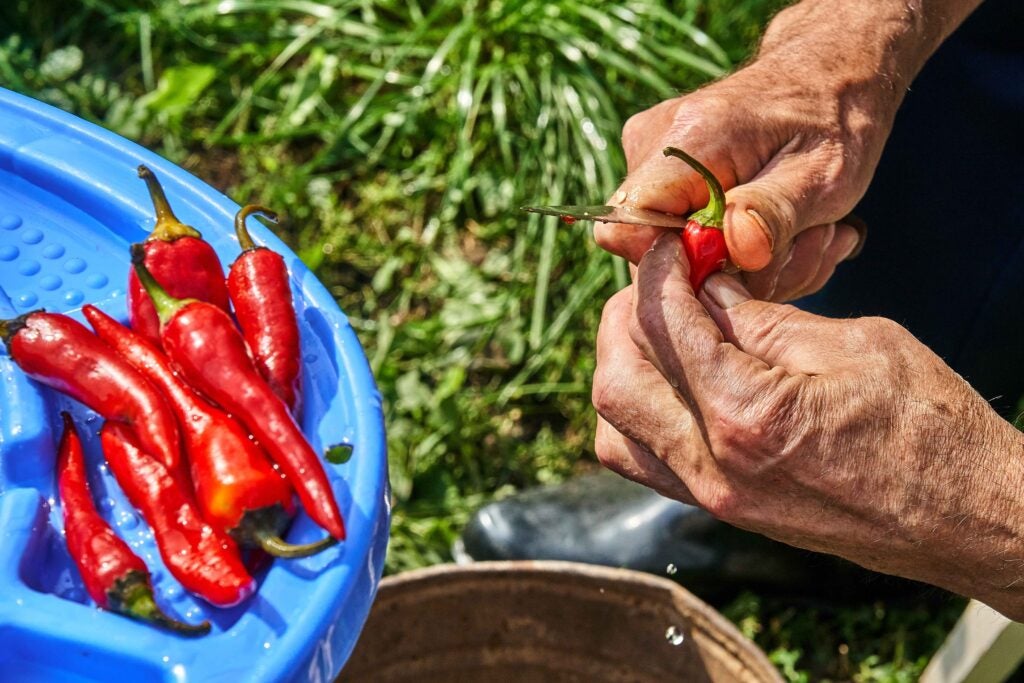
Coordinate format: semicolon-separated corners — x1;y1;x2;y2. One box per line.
114;571;210;637
257;531;337;559
138;165;202;242
130;243;192;326
663;147;725;229
234;205;279;252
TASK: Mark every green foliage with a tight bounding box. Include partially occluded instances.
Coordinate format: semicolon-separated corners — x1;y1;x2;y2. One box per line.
1;0;951;679
722;590;966;682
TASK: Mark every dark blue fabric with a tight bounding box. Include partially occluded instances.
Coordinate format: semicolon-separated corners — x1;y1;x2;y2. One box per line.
799;0;1024;415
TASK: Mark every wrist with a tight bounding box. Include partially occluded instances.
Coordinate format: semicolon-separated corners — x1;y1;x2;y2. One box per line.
755;0;983;115
943;414;1024;620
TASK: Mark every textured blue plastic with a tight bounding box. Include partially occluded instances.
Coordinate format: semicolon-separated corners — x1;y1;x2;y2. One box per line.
0;87;389;682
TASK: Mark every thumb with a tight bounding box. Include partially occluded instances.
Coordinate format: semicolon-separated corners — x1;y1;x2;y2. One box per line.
723;153;840;272
699;273;849;375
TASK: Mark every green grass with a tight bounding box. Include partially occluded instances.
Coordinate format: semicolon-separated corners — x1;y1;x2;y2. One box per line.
1;1;966;679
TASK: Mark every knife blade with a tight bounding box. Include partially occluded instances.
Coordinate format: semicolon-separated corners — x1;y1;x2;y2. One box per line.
521;204;691;230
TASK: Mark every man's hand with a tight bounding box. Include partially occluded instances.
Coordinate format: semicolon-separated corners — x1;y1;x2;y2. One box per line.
597;0;983;300
592;233;1024;619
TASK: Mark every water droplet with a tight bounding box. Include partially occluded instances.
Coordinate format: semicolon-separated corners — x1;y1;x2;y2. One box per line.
42;244;65;259
118;511;139;530
666;563;677;576
21;228;44;244
86;273;108;289
64;257;86;273
16;292;38;308
665;625;685;646
162;656;170;664
0;215;22;230
101;496;117;510
263;641;272;650
0;245;18;260
163;584;182;601
18;259;40;275
64;289;84;305
39;274;62;291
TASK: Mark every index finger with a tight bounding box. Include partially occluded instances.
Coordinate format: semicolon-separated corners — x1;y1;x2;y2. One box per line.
630;232;774;410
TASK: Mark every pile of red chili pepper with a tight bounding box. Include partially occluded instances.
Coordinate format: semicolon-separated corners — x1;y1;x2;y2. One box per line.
0;166;347;636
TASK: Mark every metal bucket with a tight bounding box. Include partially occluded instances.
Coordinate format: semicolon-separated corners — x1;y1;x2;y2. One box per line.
339;561;782;682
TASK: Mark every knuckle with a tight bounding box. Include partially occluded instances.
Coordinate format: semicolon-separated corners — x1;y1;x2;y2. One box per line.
675;92;732;128
693;481;744;522
621;110;648;146
590;368;617;417
706;373;802;468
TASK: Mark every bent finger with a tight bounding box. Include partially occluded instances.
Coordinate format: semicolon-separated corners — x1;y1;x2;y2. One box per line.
594;417;697;505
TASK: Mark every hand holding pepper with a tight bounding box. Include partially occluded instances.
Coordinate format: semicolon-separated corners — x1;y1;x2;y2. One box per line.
587;0;976;299
592;234;1024;621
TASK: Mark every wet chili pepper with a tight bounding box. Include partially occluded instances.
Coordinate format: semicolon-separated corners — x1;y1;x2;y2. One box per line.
100;422;255;607
663;147;730;290
128;165;231;347
228;205;302;413
56;412;210;636
83;304;334;559
0;311;181;475
132;245;346;541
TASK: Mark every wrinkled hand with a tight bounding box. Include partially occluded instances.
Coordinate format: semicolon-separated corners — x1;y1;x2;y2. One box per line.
596;6;906;299
592;233;1024;618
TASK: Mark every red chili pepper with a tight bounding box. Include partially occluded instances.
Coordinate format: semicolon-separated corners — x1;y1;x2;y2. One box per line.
57;412;210;636
83;304;334;559
0;311;181;475
663;147;730;290
228;205;302;413
128;165;231;347
131;246;347;541
100;422;255;607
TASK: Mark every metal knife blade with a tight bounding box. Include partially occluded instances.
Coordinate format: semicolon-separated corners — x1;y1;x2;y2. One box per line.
521;204;691;230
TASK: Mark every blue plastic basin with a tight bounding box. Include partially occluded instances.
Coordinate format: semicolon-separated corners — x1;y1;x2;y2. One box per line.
0;87;389;682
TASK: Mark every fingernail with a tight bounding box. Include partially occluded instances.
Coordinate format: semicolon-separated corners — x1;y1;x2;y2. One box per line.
651;231;683;261
840;214;868;260
835;227;861;261
704;274;751;309
725;206;773;271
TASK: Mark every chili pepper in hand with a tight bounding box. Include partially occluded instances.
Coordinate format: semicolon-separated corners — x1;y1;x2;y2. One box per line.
663;147;730;290
132;246;346;541
228;205;302;413
101;422;255;607
83;305;334;558
57;412;209;636
128;165;231;347
0;311;182;474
